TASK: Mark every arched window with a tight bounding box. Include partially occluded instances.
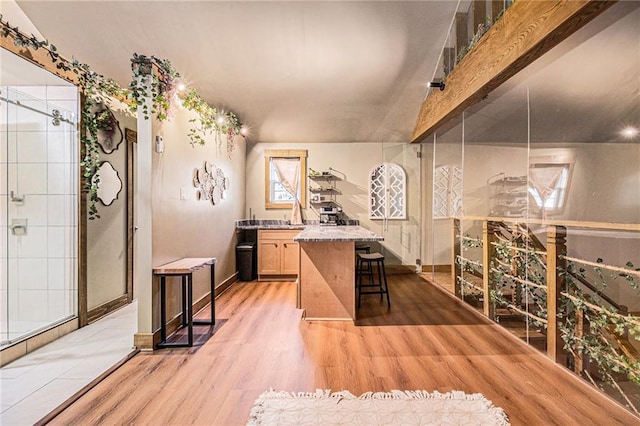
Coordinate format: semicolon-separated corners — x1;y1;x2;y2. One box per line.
369;163;406;220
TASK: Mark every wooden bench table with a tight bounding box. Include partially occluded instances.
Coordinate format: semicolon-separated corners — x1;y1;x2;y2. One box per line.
153;257;217;348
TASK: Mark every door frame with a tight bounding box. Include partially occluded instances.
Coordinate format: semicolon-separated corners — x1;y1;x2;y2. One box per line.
82;128;136;325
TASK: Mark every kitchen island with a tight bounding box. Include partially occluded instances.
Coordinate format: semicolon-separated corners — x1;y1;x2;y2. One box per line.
293;225;383;321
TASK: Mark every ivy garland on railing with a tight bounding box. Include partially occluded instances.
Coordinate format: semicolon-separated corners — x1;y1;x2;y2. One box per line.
455;221;640;412
456;234;484;301
1;16;246;219
559;258;640;413
489;229;548;329
443;1;514;77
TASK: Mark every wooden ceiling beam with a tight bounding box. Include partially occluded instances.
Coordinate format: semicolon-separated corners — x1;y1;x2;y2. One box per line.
411;0;616;143
0;37;79;85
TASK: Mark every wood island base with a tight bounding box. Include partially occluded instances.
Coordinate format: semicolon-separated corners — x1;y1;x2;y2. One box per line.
299;241;355;321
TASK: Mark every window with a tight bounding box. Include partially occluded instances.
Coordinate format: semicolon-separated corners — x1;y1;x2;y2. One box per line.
264;150;307;209
528;161;573;216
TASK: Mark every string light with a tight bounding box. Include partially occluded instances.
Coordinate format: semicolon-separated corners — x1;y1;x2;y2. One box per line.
621;126;638;138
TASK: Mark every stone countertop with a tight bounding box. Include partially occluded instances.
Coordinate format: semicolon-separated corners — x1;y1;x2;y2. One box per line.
235;219;306;230
235;219;360;230
293;225;383;242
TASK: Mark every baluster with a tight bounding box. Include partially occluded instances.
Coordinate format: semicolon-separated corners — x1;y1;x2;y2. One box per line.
547;225;567;363
452;218;462;297
483;221;499;319
574;307;584;374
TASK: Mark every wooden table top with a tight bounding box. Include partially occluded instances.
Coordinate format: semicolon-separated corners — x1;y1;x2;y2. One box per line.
153;257;217;274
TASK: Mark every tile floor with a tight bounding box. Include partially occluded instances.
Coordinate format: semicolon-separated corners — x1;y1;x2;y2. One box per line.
0;301;137;425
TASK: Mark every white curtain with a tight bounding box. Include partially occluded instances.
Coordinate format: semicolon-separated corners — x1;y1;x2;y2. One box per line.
529;166;563;219
272;158;302;224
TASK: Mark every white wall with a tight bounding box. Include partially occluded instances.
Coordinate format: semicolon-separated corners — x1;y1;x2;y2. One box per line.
245;141;421;265
149;108;246;327
87;100;135;309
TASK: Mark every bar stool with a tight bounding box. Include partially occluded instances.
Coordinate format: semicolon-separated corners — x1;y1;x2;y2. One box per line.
356;252;390;308
355;244;370;254
355;244;372;278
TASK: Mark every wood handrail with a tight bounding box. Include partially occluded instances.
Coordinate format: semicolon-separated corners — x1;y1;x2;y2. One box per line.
565;268;623;312
456;216;640;232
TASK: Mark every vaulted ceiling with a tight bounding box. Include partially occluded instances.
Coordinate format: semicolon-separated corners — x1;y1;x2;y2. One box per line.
14;1;460;143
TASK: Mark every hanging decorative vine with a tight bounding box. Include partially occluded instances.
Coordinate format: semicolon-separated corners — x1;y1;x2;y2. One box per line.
178;87;243;157
1;14;130;219
1;15;247;219
129;54;246;158
129;54;178;121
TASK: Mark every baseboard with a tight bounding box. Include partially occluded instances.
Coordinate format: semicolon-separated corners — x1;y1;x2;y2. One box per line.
87;295;130;324
133;333;157;351
258;275;297;282
422;264;451;273
144;272;239;350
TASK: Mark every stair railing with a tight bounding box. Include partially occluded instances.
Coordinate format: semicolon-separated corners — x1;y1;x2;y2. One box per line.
452;216;640;414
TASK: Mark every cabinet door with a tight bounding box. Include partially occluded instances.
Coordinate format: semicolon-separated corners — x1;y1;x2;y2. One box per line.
280;241;299;275
258;241;281;275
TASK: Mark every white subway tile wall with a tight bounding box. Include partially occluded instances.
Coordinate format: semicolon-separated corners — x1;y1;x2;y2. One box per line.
1;85;79;346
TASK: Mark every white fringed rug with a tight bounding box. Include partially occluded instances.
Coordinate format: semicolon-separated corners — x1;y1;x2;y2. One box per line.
248;389;510;425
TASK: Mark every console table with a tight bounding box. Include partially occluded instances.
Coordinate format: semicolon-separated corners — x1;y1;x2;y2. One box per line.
153;257;217;348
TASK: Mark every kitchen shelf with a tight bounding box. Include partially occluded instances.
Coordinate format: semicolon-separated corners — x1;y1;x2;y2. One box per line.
309;173;341;181
308;169;341;214
489;174;529;217
309;187;341;194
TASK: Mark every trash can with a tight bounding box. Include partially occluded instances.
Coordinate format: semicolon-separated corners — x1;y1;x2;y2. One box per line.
236;242;256;281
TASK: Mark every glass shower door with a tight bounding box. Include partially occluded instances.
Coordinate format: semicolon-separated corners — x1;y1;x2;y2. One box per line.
1;86;78;348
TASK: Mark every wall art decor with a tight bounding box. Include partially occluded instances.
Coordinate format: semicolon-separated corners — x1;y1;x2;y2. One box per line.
433;165;462;218
369;162;406;220
94;161;123;206
192;161;230;205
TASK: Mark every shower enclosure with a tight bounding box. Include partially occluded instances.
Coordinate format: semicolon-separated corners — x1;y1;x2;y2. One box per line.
1;82;79;349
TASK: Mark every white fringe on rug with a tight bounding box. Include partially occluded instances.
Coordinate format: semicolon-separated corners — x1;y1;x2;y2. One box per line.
248;389;510;425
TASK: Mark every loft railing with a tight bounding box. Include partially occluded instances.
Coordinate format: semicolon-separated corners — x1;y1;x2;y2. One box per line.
452;216;640;415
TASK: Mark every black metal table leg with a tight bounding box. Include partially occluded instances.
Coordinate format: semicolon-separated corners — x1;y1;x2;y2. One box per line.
210;263;215;325
160;276;167;343
187;273;193;347
155;258;217;349
181;275;187;327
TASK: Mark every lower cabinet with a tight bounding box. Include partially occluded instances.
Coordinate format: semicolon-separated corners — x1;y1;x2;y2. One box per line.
258;230;300;280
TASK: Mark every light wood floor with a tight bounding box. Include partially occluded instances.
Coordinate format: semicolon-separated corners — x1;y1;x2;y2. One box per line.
49;274;639;425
